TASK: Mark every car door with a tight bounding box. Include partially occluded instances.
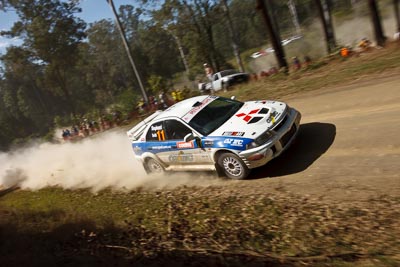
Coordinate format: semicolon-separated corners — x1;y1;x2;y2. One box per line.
163;119;212;166
212;73;222;91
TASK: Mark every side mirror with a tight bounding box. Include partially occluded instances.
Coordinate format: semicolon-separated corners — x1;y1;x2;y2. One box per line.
184;132;203;148
184;133;195;142
231;96;236;100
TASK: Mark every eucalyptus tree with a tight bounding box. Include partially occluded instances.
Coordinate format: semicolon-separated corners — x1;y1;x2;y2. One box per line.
0;46;52;127
256;0;288;71
151;0;192;79
149;0;228;76
2;0;86;116
395;0;400;32
314;0;337;54
221;0;244;72
368;0;386;46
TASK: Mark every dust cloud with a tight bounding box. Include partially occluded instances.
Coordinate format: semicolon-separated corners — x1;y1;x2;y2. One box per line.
0;130;223;192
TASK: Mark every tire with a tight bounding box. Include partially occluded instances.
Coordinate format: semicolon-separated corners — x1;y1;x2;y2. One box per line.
217;152;250;180
145;158;164;174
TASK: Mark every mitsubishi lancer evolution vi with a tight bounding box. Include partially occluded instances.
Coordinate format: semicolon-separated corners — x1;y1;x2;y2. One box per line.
127;95;301;179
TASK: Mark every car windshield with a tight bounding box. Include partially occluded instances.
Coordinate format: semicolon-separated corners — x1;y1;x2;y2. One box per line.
189;97;243;136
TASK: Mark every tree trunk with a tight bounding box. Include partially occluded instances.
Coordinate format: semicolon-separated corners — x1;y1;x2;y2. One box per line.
221;0;245;72
314;0;336;54
256;0;288;73
368;0;386;47
394;0;400;32
287;0;302;35
171;32;191;81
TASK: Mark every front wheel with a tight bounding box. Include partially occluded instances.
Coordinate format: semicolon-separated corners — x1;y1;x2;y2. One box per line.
145;158;164;174
217;153;250;180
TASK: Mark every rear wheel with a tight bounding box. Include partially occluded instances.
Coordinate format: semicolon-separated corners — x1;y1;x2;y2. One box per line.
145;158;164;174
217;153;250;180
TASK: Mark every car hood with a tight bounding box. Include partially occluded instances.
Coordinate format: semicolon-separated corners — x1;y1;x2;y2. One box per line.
211;100;287;138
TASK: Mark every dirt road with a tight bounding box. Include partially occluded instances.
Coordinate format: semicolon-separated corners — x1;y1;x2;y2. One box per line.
228;75;400;203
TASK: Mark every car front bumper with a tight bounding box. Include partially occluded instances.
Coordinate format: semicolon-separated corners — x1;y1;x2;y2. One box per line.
239;108;301;169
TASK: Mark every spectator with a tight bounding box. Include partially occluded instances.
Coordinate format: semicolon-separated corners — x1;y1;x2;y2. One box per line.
358;37;371;51
62;129;70;140
171;90;177;102
62;130;67;139
137;98;145;114
176;89;183;101
292;56;301;71
72;125;79;136
340;47;350;58
159;92;168;109
203;63;214;82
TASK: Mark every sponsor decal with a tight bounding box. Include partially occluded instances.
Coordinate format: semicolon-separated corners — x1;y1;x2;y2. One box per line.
176;141;194;149
267;111;280;124
222;131;245;136
151;145;172;150
204;140;214;147
236;108;279;124
169;151;194;162
236;109;265;123
151;125;163;131
223;138;244;147
182;96;217;122
201;154;211;161
150;123;166;140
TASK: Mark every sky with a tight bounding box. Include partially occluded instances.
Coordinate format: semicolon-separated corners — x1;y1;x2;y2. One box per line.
0;0;138;54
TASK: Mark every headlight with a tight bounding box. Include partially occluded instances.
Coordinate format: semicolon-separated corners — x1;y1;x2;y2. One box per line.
246;141;259;149
246;131;274;149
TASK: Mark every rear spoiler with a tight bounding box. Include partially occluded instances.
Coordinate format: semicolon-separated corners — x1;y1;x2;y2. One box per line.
127;111;162;141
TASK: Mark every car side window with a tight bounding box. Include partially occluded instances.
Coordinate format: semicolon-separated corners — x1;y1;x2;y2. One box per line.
146;121;166;141
164;120;192;140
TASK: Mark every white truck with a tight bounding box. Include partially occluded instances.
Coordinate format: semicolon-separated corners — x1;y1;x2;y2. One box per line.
199;69;249;94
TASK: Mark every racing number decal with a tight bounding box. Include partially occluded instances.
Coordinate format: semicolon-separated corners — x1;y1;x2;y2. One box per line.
149;123;166;141
156;130;166;141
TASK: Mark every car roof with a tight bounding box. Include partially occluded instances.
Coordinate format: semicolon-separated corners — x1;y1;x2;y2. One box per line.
127;95;212;141
156;95;210;120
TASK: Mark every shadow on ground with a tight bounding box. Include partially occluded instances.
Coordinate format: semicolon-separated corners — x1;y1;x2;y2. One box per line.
0;216;294;267
250;122;336;179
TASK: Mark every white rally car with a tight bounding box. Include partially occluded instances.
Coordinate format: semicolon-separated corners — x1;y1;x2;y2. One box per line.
127;95;301;179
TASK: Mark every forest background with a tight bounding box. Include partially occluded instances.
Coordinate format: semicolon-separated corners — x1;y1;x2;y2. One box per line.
0;0;398;151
